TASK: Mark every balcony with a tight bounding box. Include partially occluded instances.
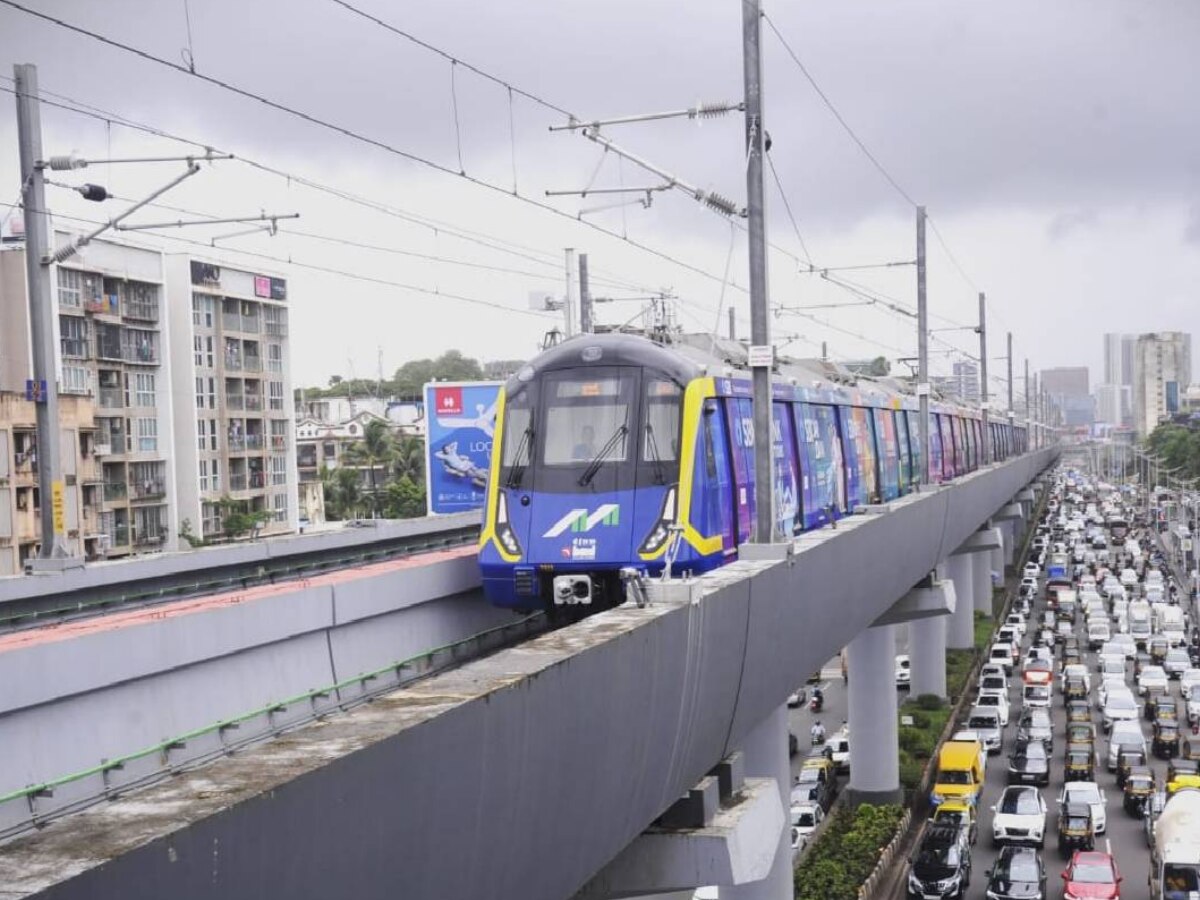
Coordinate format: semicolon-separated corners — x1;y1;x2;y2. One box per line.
224;353;243;372
98;386;124;409
228;435;246;452
243;354;263;373
245;393;264;412
226;393;245;411
265;321;287;337
95;335;124;361
229;473;248;492
130;478;166;501
106;524;130;548
272;434;288;452
124;337;159;365
245;434;265;451
124;299;159;322
103;482;127;502
79;460;102;483
134;530;165;548
223;314;260;335
249;471;266;489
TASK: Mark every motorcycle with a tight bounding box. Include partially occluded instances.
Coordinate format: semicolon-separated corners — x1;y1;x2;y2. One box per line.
810;695;824;713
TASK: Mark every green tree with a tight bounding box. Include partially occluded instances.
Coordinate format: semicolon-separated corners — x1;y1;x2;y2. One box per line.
392;435;425;483
215;496;272;539
391;350;484;396
321;465;364;521
343;419;395;516
383;475;426;518
867;356;891;377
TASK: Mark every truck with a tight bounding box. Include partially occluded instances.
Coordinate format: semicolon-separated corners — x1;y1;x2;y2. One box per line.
1156;606;1187;647
1150;788;1200;899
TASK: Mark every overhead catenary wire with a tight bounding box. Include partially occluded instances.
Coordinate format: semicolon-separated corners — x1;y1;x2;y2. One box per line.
1;201;557;321
0;78;657;296
0;2;755;299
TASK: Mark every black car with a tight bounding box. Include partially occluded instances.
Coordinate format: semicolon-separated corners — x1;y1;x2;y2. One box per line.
985;845;1046;900
1008;741;1051;787
907;824;971;899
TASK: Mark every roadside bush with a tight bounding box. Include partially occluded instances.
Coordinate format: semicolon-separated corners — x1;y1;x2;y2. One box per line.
794;803;904;900
915;693;944;711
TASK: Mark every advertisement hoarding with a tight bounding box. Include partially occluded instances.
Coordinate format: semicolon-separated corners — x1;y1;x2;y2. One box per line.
424;381;502;515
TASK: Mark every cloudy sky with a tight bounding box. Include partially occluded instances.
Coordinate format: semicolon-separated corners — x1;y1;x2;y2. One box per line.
1;0;1197;397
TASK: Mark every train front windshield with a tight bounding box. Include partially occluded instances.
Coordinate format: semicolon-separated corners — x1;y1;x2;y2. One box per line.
500;367;682;493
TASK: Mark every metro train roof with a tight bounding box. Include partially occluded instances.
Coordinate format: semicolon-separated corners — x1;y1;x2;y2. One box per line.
512;331;1003;421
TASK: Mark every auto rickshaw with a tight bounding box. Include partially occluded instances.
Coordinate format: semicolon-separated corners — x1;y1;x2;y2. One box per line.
1066;700;1091;724
1148;695;1179;723
1144;685;1169;719
799;756;835;786
1154;720;1182;759
1168;759;1200;784
1066;721;1097;747
1063;742;1096;782
1062;647;1083;670
1057;802;1095;857
930;799;977;846
1150;637;1170;666
1117;746;1149;787
1123;766;1156;817
1064;677;1088;704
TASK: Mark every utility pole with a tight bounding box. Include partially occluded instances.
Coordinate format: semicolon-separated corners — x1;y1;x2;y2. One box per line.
1023;358;1030;423
15;63;76;569
728;306;736;342
1006;331;1014;418
578;253;593;334
742;0;775;542
563;248;577;337
917;206;929;486
978;292;989;465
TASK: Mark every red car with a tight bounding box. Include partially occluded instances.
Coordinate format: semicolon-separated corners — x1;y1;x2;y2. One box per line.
1062;851;1121;899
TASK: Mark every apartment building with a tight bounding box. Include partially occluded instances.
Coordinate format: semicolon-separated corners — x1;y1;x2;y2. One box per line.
1133;331;1193;437
0;236;175;558
0;392;104;574
164;256;298;542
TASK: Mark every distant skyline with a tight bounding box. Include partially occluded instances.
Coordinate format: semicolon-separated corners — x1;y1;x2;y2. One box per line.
1;1;1198;389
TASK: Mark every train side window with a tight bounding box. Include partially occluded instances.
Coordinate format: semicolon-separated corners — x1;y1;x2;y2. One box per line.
703;406;718;478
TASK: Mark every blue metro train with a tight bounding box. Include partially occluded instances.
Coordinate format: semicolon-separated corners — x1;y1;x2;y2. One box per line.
478;333;1029;612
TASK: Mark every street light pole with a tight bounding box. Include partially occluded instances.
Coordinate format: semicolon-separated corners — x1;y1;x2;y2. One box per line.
917;206;929;486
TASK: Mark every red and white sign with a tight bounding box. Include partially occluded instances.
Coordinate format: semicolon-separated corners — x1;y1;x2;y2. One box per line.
254;275;271;298
435;386;463;418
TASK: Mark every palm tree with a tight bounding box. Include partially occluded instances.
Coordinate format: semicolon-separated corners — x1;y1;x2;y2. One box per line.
343;419;395;517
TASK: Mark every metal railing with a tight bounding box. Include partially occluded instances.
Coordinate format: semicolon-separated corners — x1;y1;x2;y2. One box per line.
228;435;246;452
224;354;243;371
0;609;543;840
245;394;264;412
130;479;166;501
124;300;159;322
103;482;127;501
225;394;245;411
97;387;123;409
107;524;130;547
243;355;263;373
229;473;248;491
245;435;265;451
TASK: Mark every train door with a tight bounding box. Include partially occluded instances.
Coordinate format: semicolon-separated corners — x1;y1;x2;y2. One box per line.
725;397;754;545
928;413;944;482
895;410;911;495
906;410;923;487
938;414;956;480
835;405;862;509
872;408;900;501
856;407;880;503
702;399;736;554
772;403;802;536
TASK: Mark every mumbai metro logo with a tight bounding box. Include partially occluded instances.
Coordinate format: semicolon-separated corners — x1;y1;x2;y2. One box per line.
542;504;620;538
435;387;463;418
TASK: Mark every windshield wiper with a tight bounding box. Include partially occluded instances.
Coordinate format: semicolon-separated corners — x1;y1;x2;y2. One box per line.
505;426;534;489
643;422;666;485
578;424;628;487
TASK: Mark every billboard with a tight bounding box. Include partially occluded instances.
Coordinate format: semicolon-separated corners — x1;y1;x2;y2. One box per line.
424;381;502;515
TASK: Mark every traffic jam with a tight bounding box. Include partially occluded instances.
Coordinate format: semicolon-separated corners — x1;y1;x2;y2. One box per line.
908;468;1199;900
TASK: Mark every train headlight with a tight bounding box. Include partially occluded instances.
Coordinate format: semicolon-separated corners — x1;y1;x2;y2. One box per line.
495;492;522;557
639;486;678;556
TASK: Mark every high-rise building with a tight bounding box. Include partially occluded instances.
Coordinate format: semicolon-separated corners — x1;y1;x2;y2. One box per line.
1094;383;1131;426
951;360;980;405
164;256;298;543
1103;333;1136;386
1040;366;1092;427
0;235;175;558
1133;331;1193;437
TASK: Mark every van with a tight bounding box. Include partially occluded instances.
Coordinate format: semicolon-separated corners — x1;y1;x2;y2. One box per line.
930;737;986;807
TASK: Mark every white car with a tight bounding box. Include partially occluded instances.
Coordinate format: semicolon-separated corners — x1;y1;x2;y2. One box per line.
1138;665;1169;695
791;802;823;842
991;785;1046;848
895;654;911;688
1099;658;1126;679
1107;720;1147;770
989;643;1016;675
975;690;1010;727
1180;669;1200;696
1058;781;1107;835
1023;562;1041;578
1187;684;1200;725
1100;689;1138;732
1111;633;1137;659
1004;613;1027;638
787;687;807;708
1121;568;1138;587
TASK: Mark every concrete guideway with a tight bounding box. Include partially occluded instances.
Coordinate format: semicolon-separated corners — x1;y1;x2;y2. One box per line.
0;448;1056;900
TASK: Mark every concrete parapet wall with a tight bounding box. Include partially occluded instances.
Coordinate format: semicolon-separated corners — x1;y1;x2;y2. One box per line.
0;547;501;835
